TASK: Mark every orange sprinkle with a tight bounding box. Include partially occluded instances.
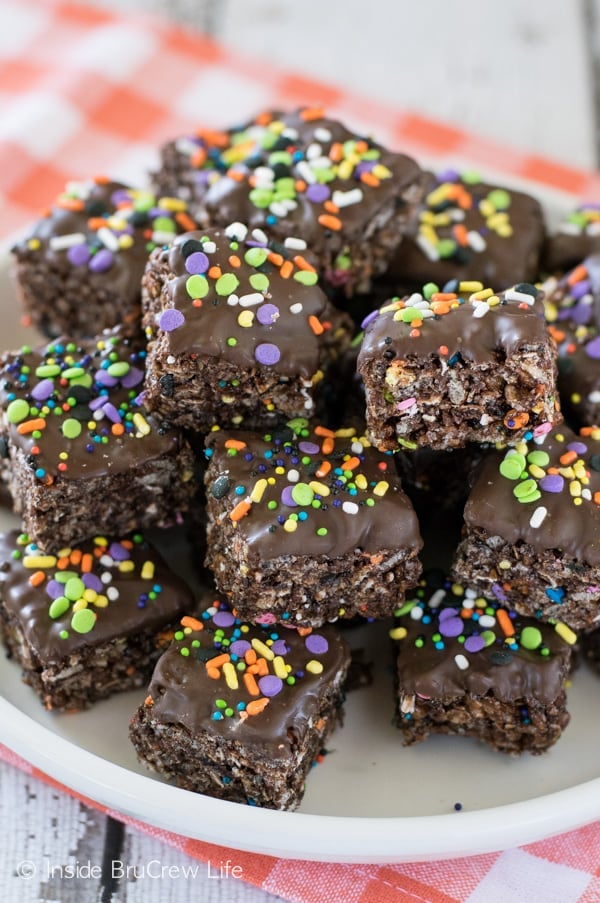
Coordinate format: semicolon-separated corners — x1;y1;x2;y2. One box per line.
56;197;85;212
87;217;107;230
56;557;70;570
567;264;588;287
321;437;335;455
453;223;469;246
254;111;273;126
29;570;46;587
594;491;600;505
438;345;449;356
560;450;578;466
308;315;324;336
294;179;307;192
181;616;203;631
175;212;197;232
16;418;46;435
93;175;110;185
431;292;458;302
317;213;342;231
497;609;515;637
196;128;230;147
315;460;332;479
206;667;220;680
144;695;154;707
410;328;421;338
81;553;93;573
225;439;247;450
228;255;241;268
192;299;203;308
70;549;82;565
245;648;257;665
206;653;230;670
225;168;245;182
246;697;270;716
329;142;343;162
190;147;207;168
315;426;336;437
111;423;125;436
293;255;316;272
279;260;294;279
230;499;252;522
324;199;340;214
267;251;284;267
243;672;260;696
355;140;368;154
300;106;325;121
431;301;453;315
255;657;269;676
343;456;361;471
360;172;380;188
208;265;222;279
121;540;134;549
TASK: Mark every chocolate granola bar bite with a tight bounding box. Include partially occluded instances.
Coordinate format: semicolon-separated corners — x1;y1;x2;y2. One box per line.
203;420;422;627
11;178;198;339
0;530;194;711
151;107;423;296
451;424;600;630
129;597;351;809
141;224;353;432
543;255;600;427
543;203;600;274
0;331;195;553
392;575;575;754
386;169;546;291
357;281;561;451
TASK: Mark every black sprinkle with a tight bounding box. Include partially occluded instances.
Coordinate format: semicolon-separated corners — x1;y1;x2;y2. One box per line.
159;373;175;397
211;475;231;499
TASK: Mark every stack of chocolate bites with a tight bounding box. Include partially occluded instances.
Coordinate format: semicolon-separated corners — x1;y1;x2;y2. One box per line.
1;107;599;810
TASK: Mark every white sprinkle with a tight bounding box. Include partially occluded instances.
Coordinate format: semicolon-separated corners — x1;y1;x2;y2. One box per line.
449;209;465;222
281;198;297;212
472;302;490;318
284;236;307;251
479;615;496;628
101;572;112;584
290;302;303;314
429;589;446;609
465;587;477;599
332;188;363;208
269;202;290;218
416;234;439;261
467;230;486;252
454;654;469;671
420;309;435;318
287;468;300;483
166;355;176;365
152;231;176;245
529;505;548;528
407;293;425;306
351;440;364;454
176;137;201;155
253;165;275;184
107;586;119;601
97;227;120;252
588;221;600;236
342;501;359;515
311;155;332;170
281;127;298;141
49;232;86;251
306;142;322;160
295;161;316;184
238;292;264;308
314;127;332;142
93;409;105;421
227;294;239;307
588;390;600;403
504;288;536;305
251;228;269;245
582;488;592;501
558;222;582;236
99;555;114;568
410;606;423;621
202;241;216;253
225;222;248;241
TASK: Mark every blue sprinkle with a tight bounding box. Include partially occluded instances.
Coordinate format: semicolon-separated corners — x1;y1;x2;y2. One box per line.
545;587;565;603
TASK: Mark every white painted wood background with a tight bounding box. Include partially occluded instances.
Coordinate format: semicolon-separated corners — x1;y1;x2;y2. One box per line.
1;1;599;901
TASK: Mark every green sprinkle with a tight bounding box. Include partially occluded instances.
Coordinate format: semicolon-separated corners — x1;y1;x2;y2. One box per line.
400;307;423;323
316;527;328;536
62;418;82;440
35;364;61;378
514;479;538;500
59;629;69;640
153;215;176;233
249;188;273;209
291;482;314;506
48;596;70;619
64;577;85;601
6;399;30;424
244;247;268;267
422;282;439;300
107;361;130;378
249;273;269;292
186;274;209;299
71;608;96;634
215;273;240;296
180;647;190;657
521;626;542;650
481;630;496;647
395;600;417;617
62;366;85;380
487;188;511;210
215;698;227;709
527;450;550;467
436;238;457;258
499;453;526;480
293;270;318;286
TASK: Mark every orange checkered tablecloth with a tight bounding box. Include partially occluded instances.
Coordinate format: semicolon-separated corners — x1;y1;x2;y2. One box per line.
1;2;600;902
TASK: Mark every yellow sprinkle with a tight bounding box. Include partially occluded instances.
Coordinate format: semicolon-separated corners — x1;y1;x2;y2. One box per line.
267;477;276;485
83;589;98;602
283;519;297;532
451;583;464;596
250;478;268;503
141;560;155;580
223;662;239;690
158;196;188;212
306;660;324;675
528;464;546;479
337;159;354;180
93;595;109;608
273;656;288;679
573;497;583;506
27;238;41;250
275;466;285;475
372;163;392;179
72;599;88;612
420;224;438;244
118;560;135;573
238;310;254;328
487;212;509;228
431;213;451;227
569;480;582;497
373;480;389;496
420;211;437;224
555;621;577;645
470;288;494;301
133;413;151;436
496;224;514;238
558;466;575;479
459;281;484;293
389;626;408;640
23;555;57;569
498;560;512;570
487;295;501;307
57;547;72;558
380;300;403;314
118;234;134;249
426;186;451;207
251;638;274;661
479;199;494;217
355;474;368;490
309;480;330;497
94;536;108;546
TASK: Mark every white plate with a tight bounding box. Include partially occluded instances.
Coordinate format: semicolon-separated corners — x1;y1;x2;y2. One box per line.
1;189;600;864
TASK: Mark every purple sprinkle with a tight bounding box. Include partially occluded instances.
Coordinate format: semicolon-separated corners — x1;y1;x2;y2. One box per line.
254;612;277;625
255;343;281;366
354;160;375;177
305;634;329;655
256;303;280;325
567;441;588;455
158;309;185;332
31;378;55;402
492;583;508;602
82;573;104;592
540;473;565;493
464;635;486;653
111;189;133;205
67;243;90;267
258;675;283;697
120;366;144;388
570;279;591;300
437;168;460;183
46;579;64;600
281;486;298;507
438;616;463;638
438;607;458;622
185;251;209;275
88;249;114;273
361;309;379;330
230;639;251;656
94;370;118;388
271;639;289;655
102;402;121;423
306;184;330;203
585;336;600;359
109;542;130;562
569;302;593;325
213;611;235;628
298;441;320;455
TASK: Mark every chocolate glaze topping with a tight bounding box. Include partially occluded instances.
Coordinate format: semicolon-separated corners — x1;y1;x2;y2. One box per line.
0;331;184;482
0;530;193;662
205;421;422;560
464;424;600;565
146;225;351;379
543;203;600;273
144;594;351;757
394;575;572;705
